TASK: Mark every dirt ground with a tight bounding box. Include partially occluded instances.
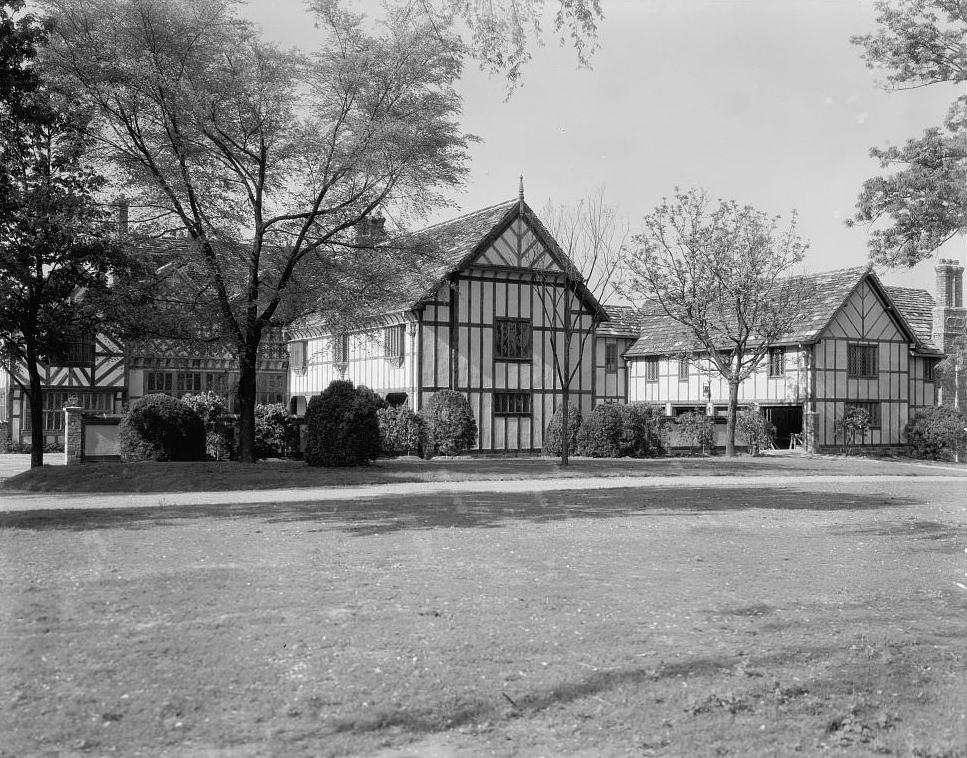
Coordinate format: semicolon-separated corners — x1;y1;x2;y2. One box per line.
1;468;966;758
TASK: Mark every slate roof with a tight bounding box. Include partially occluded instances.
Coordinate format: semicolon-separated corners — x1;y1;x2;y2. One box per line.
597;304;648;337
623;266;938;358
408;199;521;291
291;198;610;334
883;286;935;344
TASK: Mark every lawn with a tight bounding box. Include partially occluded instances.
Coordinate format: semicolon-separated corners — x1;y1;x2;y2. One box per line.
2;452;960;494
1;476;966;757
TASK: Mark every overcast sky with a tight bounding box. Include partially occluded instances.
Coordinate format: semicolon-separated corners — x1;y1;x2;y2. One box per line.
242;0;962;294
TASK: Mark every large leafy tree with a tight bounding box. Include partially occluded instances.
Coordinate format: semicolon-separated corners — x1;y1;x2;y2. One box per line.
848;0;966;267
624;188;809;457
1;0;128;468
42;0;474;462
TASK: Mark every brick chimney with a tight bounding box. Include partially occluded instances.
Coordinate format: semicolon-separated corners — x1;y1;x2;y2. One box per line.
354;209;387;247
932;257;967;406
115;197;129;234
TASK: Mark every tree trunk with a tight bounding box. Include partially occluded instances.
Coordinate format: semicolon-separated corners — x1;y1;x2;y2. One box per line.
25;344;45;469
236;340;259;463
725;379;740;457
560;390;570;466
559;333;572;466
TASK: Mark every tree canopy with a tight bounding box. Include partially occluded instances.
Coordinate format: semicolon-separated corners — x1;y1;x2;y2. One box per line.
42;0;475;461
848;0;966;267
1;0;129;467
623;188;809;457
424;0;603;87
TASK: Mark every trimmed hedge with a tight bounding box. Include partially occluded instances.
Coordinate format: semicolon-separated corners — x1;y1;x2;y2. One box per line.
420;390;477;457
575;403;666;458
304;380;381;467
118;393;206;462
377;405;424;456
542;404;582;457
905;406;967;460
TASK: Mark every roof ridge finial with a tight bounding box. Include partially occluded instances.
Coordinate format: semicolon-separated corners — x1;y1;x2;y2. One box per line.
518;175;524;215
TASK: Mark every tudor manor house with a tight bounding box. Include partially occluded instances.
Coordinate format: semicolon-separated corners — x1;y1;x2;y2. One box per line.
2;193;965;454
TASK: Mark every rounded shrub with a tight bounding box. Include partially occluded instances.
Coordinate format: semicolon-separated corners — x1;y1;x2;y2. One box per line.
619;404;667;457
575;403;624;458
420;390;477;457
118;393;206;462
377;405;424;456
542;404;582;457
905;406;967;460
304;380;381;467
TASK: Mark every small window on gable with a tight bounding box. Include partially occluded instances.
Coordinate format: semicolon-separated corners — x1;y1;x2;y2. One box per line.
56;330;95;367
605;342;618;373
333;334;349;364
768;347;785;377
847;344;877;378
494;319;531;361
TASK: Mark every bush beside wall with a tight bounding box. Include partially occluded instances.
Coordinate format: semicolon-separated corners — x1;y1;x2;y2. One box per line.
542;404;582;457
304;380;381;467
378;405;424;456
575;403;666;458
118;393;206;462
905;406;967;460
420;390;477;457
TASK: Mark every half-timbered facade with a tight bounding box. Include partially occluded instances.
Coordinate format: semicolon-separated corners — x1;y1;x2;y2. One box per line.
4;330;127;447
624;266;943;450
288;198;613;452
124;330;289;413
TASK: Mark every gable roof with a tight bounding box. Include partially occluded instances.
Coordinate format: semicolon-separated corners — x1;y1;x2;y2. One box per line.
291;198;610;335
623;266;938;358
408;198;608;320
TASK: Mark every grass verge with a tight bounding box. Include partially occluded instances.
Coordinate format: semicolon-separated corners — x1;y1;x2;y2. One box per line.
2;453;962;494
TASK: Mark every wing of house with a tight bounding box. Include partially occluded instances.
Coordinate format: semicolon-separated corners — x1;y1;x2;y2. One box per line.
287;197;614;452
623;265;945;451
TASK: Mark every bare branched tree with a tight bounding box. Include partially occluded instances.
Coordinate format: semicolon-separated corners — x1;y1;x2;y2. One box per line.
530;187;625;465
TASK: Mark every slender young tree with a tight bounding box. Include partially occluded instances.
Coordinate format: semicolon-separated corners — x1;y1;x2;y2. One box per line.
531;187;625;465
43;0;474;462
624;188;809;457
848;0;966;267
1;2;128;468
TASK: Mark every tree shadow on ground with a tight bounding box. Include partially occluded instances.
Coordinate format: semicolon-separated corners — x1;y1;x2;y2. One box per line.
0;486;919;533
326;644;840;737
